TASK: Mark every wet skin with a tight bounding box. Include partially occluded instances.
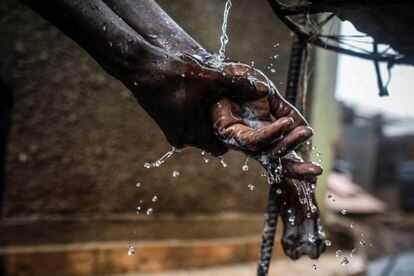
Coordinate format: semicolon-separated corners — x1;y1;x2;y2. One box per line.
21;0;324;260
211;64;325;259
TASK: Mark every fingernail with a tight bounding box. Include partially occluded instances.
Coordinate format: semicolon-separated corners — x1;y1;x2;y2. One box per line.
282;117;294;125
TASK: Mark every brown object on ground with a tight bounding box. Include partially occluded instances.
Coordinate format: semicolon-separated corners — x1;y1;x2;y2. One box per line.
326;171;387;214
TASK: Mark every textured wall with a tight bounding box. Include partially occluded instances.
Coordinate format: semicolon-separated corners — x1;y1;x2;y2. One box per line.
0;0;293;217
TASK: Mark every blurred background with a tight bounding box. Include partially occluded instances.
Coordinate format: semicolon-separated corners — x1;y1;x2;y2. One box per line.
1;0;414;275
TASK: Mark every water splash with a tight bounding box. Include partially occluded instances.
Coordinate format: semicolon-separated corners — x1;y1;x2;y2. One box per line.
218;0;232;62
242;158;249;172
340;257;349;266
350;248;357;258
292;179;317;215
201;150;210;164
144;147;180;168
128;243;136;256
172;170;180;177
218;156;228;167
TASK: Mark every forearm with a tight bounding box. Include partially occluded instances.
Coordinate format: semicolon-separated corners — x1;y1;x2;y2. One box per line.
102;0;208;57
20;0;165;81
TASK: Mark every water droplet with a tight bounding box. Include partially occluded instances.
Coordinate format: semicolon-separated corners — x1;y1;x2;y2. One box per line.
102;24;107;31
217;0;232;62
341;257;349;266
18;152;28;163
133;81;138;86
172;170;180;177
128;243;136;255
341;209;347;215
181;73;186;78
312;264;317;270
318;225;324;235
136;182;141;188
261;172;267;177
136;206;141;211
273;43;279;47
152;196;158;203
276;188;282;195
201;150;206;156
242;158;249;171
350;248;357;258
316;151;321;157
247;184;255;191
203;158;210;163
146;208;153;216
308;233;316;243
288;216;295;225
287;208;292;214
325;240;332;247
349;222;355;229
336;250;342;258
218;156;228;167
270;68;276;73
109;41;112;47
359;240;366;247
311;146;316;151
144;147;180;169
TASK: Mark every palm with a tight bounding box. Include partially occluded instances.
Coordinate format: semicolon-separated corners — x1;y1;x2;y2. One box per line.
211;63;322;182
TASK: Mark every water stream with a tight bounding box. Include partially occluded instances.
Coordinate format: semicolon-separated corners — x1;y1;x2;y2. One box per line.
218;0;232;62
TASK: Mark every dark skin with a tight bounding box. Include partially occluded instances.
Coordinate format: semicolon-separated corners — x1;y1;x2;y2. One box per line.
20;0;323;259
211;65;325;259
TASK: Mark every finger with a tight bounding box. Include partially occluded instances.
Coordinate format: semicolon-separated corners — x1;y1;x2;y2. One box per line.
242;116;295;151
267;126;313;156
216;116;294;151
283;162;323;183
269;91;308;129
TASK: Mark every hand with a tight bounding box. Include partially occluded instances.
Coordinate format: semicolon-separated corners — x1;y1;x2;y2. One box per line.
278;153;326;260
121;50;268;155
211;62;316;159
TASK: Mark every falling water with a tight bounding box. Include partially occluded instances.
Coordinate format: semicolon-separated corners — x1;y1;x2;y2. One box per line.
128;243;136;255
242;158;249;172
144;147;180;168
292;179;318;215
218;0;232;62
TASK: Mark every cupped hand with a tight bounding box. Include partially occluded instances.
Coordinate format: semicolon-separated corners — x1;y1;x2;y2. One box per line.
211;62;313;157
121;48;268;155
